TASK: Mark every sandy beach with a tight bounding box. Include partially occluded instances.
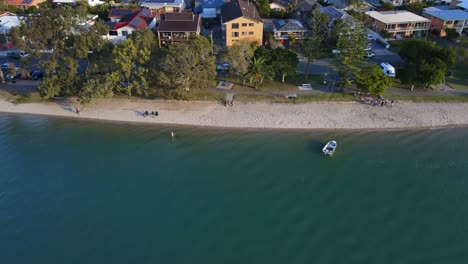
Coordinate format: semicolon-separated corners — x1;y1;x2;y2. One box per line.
0;97;468;129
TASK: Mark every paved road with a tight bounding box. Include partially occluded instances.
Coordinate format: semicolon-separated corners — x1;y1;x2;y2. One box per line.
296;40;404;75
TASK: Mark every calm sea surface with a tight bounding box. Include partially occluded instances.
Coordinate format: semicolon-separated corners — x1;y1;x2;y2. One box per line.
0;113;467;263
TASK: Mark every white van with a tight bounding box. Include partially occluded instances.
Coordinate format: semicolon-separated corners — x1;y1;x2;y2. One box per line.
380;62;395;78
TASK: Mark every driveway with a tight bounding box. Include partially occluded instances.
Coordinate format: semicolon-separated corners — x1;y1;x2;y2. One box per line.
367;39;405;68
296;58;333;75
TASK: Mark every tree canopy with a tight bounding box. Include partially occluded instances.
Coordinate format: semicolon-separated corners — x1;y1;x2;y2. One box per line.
398;39;456;86
158;36;216;97
355;64;393;94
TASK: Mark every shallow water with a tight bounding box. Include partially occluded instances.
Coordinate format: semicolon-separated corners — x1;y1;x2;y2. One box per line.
0;114;467;263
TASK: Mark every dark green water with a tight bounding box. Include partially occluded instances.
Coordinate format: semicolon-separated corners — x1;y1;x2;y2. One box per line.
1;113;467;263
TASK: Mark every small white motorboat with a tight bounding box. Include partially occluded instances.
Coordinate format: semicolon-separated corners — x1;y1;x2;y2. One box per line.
323;140;337;156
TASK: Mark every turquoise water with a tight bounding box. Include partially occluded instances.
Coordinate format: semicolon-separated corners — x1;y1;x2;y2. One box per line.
1;113;467;263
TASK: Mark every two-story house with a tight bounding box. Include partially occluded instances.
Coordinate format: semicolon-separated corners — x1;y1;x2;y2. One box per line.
423;7;468;36
365;10;430;39
221;0;263;47
263;19;308;43
105;9;157;43
140;0;186;14
157;12;201;47
195;0;226;18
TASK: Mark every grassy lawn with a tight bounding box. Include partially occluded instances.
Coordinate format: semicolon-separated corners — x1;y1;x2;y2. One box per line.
447;62;468;90
382;93;468;102
235;92;356;103
216;73;327;92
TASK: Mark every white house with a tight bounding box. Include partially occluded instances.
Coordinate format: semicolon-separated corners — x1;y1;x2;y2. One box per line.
0;13;21;35
269;1;287;11
140;0;186;13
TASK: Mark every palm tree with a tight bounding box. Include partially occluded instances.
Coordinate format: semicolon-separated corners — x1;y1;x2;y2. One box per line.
244;57;274;90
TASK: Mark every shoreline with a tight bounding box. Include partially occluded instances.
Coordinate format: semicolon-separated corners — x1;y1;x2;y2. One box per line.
1;97;468;130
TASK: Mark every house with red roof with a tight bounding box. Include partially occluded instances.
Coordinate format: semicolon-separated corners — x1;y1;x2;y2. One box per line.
105;8;157;43
3;0;46;8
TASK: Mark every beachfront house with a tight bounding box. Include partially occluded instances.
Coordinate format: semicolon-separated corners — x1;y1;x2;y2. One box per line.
269;0;287;11
221;0;263;47
140;0;186;14
105;9;157;43
157;12;201;47
263;19;308;43
320;6;356;29
365;10;430;39
423;7;468;36
194;0;226;18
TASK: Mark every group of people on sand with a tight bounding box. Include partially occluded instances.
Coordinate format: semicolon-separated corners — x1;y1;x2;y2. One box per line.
142;110;158;117
361;96;394;108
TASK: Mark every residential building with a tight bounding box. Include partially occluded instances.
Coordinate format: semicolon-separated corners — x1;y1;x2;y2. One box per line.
365;10;430;38
105;9;157;43
381;0;422;7
269;0;287;11
0;12;20;35
3;0;47;8
423;8;468;36
194;0;226;18
450;0;468;9
157;12;201;47
263;19;308;42
140;0;186;13
220;0;263;47
320;6;355;28
53;0;105;6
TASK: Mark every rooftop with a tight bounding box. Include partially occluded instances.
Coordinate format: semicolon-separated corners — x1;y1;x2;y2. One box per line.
423;9;468;21
271;19;306;32
141;0;185;8
4;0;41;6
221;0;262;23
157;12;200;32
108;8;156;30
365;10;430;24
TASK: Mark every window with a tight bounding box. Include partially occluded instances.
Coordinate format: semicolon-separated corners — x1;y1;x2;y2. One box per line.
232;23;239;29
109;31;118;36
232;32;239;37
242;23;247;27
249;23;254;27
242;32;247;36
122;31;128;36
249;31;254;35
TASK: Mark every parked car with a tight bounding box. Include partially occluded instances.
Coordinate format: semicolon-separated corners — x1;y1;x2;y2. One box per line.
30;70;44;80
367;34;375;40
216;62;230;71
380;62;396;78
364;52;376;58
1;63;11;69
5;72;27;80
7;50;29;59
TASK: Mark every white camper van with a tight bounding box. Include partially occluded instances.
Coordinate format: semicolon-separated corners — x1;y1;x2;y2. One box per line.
380;62;395;78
